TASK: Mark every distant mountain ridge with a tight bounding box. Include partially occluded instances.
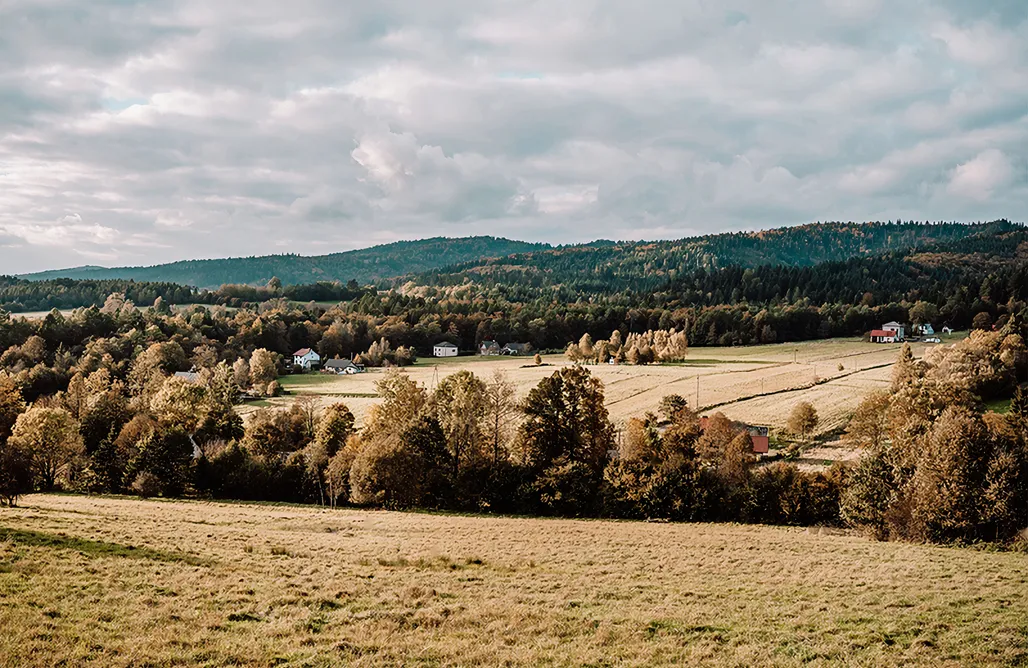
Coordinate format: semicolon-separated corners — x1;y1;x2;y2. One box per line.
19;237;550;289
411;221;1021;293
18;221;1020;290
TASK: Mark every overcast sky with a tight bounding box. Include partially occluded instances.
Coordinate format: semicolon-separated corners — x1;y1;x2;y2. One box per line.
1;0;1026;273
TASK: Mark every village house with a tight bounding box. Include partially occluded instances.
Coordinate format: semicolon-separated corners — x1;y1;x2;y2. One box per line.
915;323;935;336
324;358;364;375
479;340;501;355
501;342;532;356
869;328;899;343
882;321;906;340
293;348;321;370
433;341;459;357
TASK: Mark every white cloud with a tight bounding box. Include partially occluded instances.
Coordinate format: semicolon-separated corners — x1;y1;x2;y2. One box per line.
947;149;1014;200
0;0;1025;273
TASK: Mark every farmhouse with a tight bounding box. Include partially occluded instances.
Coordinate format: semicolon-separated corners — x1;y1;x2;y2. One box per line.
915;323;935;336
501;342;532;356
479;340;501;356
870;329;899;343
293;348;321;370
324;358;364;375
699;416;770;455
882;321;906;340
433;341;459;357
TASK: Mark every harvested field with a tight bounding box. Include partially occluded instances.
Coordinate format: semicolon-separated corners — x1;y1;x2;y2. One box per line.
255;336;961;437
1;494;1026;667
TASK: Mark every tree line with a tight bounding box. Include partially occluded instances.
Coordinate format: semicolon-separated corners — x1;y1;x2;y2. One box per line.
0;288;1024;542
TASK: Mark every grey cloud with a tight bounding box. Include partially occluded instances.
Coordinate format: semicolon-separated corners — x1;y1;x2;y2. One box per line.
0;0;1025;273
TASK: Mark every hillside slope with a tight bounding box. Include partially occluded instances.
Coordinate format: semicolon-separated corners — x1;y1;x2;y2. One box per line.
413;220;1020;293
19;237;550;289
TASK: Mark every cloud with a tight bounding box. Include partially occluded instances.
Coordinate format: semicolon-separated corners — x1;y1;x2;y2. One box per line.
948;149;1014;200
0;0;1025;272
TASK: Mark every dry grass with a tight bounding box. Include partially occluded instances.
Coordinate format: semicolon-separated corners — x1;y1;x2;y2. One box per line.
255;336;954;437
2;494;1026;667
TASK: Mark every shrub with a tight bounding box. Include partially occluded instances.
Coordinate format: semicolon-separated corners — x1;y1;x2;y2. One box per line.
131;471;162;498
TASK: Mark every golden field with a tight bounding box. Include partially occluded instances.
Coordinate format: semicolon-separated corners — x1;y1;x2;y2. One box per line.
260;336;958;437
1;494;1026;667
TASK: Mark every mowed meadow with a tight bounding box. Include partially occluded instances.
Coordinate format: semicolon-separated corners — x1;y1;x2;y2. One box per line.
2;494;1027;667
260;336;956;436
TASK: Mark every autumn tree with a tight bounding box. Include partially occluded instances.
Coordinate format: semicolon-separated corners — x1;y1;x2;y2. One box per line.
367;370;427;438
249;348;278;391
0;377;30;505
304;403;356;505
0;376;25;443
843;391;890;451
9;406;84;490
787;402;819;438
433;370;487;478
519;366;614;473
482;371;517;466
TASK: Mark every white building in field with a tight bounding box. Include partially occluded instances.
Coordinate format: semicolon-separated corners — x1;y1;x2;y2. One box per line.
882;321;906;341
433;341;459;357
293;348;321;370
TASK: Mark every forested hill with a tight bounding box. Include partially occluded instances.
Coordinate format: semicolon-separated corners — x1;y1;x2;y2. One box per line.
18;236;550;289
412;220;1019;293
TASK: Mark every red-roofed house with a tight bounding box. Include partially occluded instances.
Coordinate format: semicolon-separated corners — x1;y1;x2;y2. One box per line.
870;329;898;343
293;348;321;370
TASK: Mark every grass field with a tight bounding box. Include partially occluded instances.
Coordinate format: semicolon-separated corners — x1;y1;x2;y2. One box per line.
265;336;963;440
1;494;1026;667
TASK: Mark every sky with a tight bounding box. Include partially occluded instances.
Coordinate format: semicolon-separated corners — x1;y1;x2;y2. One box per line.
0;0;1026;273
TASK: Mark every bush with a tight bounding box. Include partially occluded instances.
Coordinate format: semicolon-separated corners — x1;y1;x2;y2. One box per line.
533;457;599;517
131;471;162;498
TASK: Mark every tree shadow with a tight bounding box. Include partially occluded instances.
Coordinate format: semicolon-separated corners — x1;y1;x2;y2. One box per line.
0;527;209;566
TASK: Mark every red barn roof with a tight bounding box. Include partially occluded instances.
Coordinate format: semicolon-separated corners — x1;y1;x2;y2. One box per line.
870;329;896;337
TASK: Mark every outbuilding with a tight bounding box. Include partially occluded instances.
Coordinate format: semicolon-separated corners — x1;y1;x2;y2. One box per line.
433;341;459;357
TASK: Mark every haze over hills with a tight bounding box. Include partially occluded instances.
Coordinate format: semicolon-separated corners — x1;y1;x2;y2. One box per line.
16;220;1019;290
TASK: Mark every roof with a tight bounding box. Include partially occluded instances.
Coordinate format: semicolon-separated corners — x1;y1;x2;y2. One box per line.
504;342;531;350
325;359;356;369
481;340;500;347
174;371;199;382
434;341;458;348
870;329;897;337
882;321;904;327
293;348;316;357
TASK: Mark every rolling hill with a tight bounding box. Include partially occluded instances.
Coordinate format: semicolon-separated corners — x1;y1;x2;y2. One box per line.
411;220;1021;293
18;237;550;289
17;220;1020;291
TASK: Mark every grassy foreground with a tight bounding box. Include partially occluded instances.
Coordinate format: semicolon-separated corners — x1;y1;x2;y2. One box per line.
1;495;1027;667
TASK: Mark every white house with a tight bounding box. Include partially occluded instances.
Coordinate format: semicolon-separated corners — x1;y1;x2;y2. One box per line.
882;321;906;341
917;323;935;336
433;342;459;357
293;348;321;370
324;358;364;375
